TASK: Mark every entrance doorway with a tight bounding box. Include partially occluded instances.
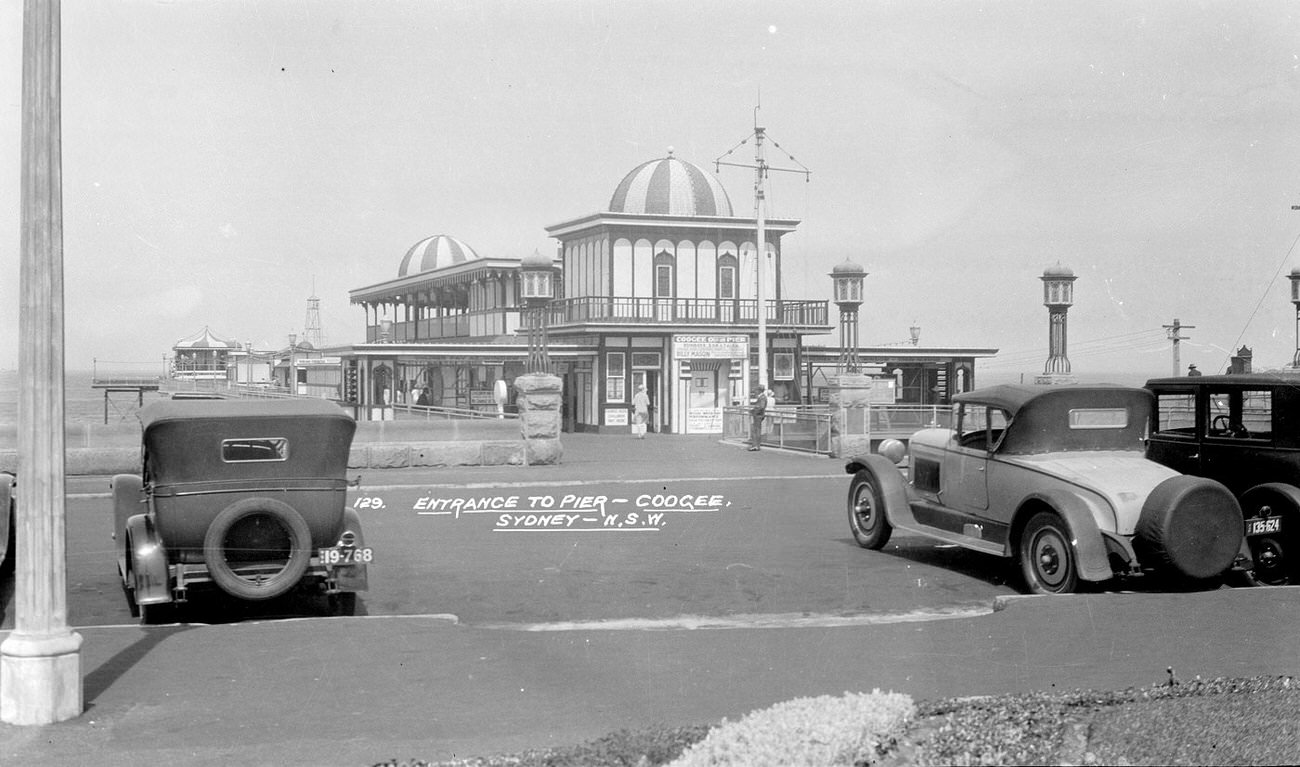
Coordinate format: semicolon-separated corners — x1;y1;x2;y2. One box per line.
686;363;725;434
632;370;660;433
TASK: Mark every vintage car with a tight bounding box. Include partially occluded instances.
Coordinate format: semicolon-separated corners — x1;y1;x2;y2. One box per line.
844;384;1250;594
112;398;369;622
1146;372;1300;585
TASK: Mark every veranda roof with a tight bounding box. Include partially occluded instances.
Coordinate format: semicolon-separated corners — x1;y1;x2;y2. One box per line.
172;326;240;350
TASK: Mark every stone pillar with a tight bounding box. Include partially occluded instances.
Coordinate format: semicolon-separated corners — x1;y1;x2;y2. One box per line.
514;373;563;465
826;373;874;459
2;0;84;725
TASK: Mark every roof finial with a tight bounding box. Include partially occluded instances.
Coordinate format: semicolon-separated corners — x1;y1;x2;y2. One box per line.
667;146;674;157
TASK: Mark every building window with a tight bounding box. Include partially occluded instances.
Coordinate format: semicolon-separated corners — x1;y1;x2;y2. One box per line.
654;250;674;298
606;352;626;402
655;264;673;297
718;252;738;299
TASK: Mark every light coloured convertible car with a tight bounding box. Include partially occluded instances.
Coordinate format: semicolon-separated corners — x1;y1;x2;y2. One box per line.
844;384;1250;594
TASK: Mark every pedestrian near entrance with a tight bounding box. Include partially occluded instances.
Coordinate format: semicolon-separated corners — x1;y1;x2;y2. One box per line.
749;386;772;451
631;384;651;438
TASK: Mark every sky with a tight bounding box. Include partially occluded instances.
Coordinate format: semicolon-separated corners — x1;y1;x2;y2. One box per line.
3;0;1300;382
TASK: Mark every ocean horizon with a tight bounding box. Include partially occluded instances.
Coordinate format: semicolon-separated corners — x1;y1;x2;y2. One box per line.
0;368;173;427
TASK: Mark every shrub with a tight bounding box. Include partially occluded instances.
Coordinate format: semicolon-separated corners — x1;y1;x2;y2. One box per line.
668;690;914;767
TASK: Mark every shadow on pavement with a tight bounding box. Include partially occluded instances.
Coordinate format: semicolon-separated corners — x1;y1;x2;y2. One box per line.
84;623;191;705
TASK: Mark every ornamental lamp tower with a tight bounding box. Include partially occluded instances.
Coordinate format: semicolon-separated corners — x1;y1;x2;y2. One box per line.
1036;263;1078;385
521;249;557;373
1289;267;1300;368
830;259;867;373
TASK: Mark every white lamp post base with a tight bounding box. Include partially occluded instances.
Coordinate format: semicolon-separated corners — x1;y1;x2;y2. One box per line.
1;631;84;724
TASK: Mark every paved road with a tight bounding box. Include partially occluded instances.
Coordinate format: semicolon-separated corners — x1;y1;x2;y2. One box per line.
1;434;1296;766
15;438;1019;630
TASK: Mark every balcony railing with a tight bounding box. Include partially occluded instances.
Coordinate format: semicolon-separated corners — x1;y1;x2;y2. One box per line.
365;298;828;342
547;296;828;327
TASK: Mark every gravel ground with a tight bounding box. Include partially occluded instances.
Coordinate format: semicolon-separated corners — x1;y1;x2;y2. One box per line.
905;675;1300;766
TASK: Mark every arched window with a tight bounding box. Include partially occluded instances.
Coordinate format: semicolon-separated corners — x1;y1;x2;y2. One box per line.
717;252;738;299
654;250;674;298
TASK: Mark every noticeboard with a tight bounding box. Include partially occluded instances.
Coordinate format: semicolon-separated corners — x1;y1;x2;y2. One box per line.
672;334;748;359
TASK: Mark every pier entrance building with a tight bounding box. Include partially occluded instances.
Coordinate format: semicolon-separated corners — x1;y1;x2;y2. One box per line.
335;151;994;432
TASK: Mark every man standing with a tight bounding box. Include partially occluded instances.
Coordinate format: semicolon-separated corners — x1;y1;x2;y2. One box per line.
749;386;771;451
631;384;651;439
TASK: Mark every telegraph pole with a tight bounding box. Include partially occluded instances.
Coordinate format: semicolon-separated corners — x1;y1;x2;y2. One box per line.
716;109;809;394
1163;318;1195;376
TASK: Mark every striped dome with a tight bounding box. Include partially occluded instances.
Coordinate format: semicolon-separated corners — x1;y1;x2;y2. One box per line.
398;234;481;277
608;151;733;217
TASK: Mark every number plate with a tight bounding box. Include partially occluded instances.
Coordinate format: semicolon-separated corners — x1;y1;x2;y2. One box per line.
318;546;374;566
1245;516;1282;536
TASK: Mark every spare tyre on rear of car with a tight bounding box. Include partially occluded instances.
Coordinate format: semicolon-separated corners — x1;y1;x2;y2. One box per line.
1136;476;1243;581
202;497;313;600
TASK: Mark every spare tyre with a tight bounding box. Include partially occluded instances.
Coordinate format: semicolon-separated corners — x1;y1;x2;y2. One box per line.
203;498;313;600
1136;476;1243;581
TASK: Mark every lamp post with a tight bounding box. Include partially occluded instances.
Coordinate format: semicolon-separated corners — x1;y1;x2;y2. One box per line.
521;250;557;373
288;333;297;394
3;0;83;725
909;322;920;347
1289;267;1300;368
1037;263;1077;384
830;259;866;373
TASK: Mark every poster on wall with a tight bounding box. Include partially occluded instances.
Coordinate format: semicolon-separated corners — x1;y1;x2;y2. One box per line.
604;409;629;426
687;408;723;433
773;352;795;381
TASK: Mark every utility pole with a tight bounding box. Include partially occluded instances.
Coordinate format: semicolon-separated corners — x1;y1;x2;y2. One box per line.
1164;318;1195;376
716;108;809;394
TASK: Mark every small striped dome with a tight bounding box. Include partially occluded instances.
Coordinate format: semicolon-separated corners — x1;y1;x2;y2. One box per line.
398;234;480;277
608;151;733;217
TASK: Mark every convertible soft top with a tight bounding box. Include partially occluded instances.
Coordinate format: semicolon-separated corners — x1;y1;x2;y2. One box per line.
952;383;1139;417
140;397;352;431
954;384;1153;454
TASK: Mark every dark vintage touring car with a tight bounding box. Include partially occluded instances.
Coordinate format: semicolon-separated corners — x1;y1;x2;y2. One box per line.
845;384;1251;594
111;398;369;622
1146;373;1300;585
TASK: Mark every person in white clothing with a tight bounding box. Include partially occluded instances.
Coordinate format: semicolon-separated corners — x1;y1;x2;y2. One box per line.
631;384;651;438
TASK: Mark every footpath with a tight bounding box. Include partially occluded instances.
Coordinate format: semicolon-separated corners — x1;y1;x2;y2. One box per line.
2;433;1298;766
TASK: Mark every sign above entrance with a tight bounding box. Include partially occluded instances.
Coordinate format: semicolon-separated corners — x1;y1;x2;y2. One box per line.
672;334;749;359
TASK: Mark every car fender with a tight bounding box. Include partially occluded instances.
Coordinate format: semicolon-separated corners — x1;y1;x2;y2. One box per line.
1018;489;1113;582
0;473;14;570
125;513;171;605
845;453;913;527
110;473;144;577
334;507;369;592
